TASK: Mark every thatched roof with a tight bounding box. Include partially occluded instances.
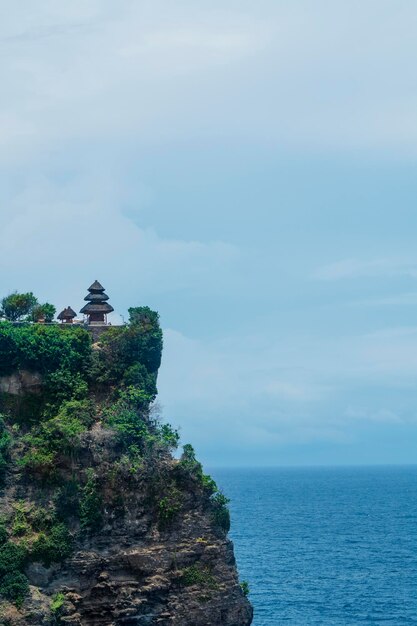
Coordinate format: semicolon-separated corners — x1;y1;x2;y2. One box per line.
80;302;114;314
57;306;77;320
84;292;109;302
87;280;105;293
81;280;114;316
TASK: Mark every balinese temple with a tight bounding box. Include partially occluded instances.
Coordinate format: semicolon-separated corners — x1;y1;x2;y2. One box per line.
57;306;77;324
80;280;114;325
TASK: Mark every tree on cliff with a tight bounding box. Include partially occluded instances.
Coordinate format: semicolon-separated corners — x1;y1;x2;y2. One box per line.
31;303;56;323
0;293;56;323
0;292;38;322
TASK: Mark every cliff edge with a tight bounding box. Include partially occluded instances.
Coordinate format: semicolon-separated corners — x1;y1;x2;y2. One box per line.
0;310;253;625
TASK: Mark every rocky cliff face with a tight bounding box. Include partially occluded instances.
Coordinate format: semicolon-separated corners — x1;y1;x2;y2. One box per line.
0;318;252;626
1;428;252;626
0;371;42;396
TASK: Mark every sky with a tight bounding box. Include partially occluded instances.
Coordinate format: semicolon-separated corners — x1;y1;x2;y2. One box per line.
1;1;417;466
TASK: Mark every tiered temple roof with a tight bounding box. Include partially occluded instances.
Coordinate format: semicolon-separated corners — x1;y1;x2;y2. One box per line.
80;281;114;324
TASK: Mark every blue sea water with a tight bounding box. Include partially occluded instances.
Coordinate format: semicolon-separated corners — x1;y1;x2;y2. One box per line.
211;467;417;626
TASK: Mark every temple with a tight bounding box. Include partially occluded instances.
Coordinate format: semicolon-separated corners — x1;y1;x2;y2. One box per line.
80;280;114;325
57;306;77;324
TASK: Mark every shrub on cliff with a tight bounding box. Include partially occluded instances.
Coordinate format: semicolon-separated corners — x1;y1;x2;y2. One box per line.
43;370;89;410
127;307;163;373
103;388;179;469
176;444;231;532
0;571;29;607
0;522;7;545
0;323;19;374
181;564;218;590
0;505;72;607
123;363;157;400
0;323;91;377
50;592;65;617
211;492;231;533
79;470;102;531
20;399;93;473
89;307;162;394
158;486;183;529
0;418;11;483
177;444;217;494
30;523;72;566
53;479;80;520
0;541;26;577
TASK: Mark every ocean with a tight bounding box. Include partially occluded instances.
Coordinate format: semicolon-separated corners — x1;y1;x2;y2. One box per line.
211;467;417;626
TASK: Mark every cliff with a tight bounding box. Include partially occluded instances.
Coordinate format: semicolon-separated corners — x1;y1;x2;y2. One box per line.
0;312;252;626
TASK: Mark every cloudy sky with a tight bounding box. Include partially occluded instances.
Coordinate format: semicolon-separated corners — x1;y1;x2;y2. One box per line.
2;1;417;466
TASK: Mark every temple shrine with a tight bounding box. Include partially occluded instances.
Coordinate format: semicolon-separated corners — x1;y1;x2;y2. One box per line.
80;280;114;325
57;306;77;324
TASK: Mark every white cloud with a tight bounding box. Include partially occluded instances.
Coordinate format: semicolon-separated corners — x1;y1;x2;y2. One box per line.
2;1;417;162
345;406;403;424
0;2;271;161
314;257;417;281
348;292;417;308
0;173;239;309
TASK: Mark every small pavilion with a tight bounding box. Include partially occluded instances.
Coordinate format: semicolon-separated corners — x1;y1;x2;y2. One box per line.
57;306;77;324
80;280;114;325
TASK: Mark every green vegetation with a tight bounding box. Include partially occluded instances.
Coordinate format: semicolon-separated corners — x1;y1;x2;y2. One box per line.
0;418;11;484
178;444;216;492
0;572;29;608
79;470;102;531
11;503;30;537
181;564;218;589
31;303;56;323
0;541;26;577
53;479;80;520
51;591;65;615
210;491;231;533
0;522;7;545
0;292;38;322
0;502;72;606
0;540;28;607
88;307;162;395
0;322;91;378
103;387;179;468
18;400;94;476
9;504;72;565
0;291;56;325
30;523;72;566
177;444;231;532
240;580;250;597
157;485;183;529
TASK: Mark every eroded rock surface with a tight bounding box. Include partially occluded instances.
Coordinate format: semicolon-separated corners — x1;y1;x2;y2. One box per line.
0;423;253;626
0;370;42;395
